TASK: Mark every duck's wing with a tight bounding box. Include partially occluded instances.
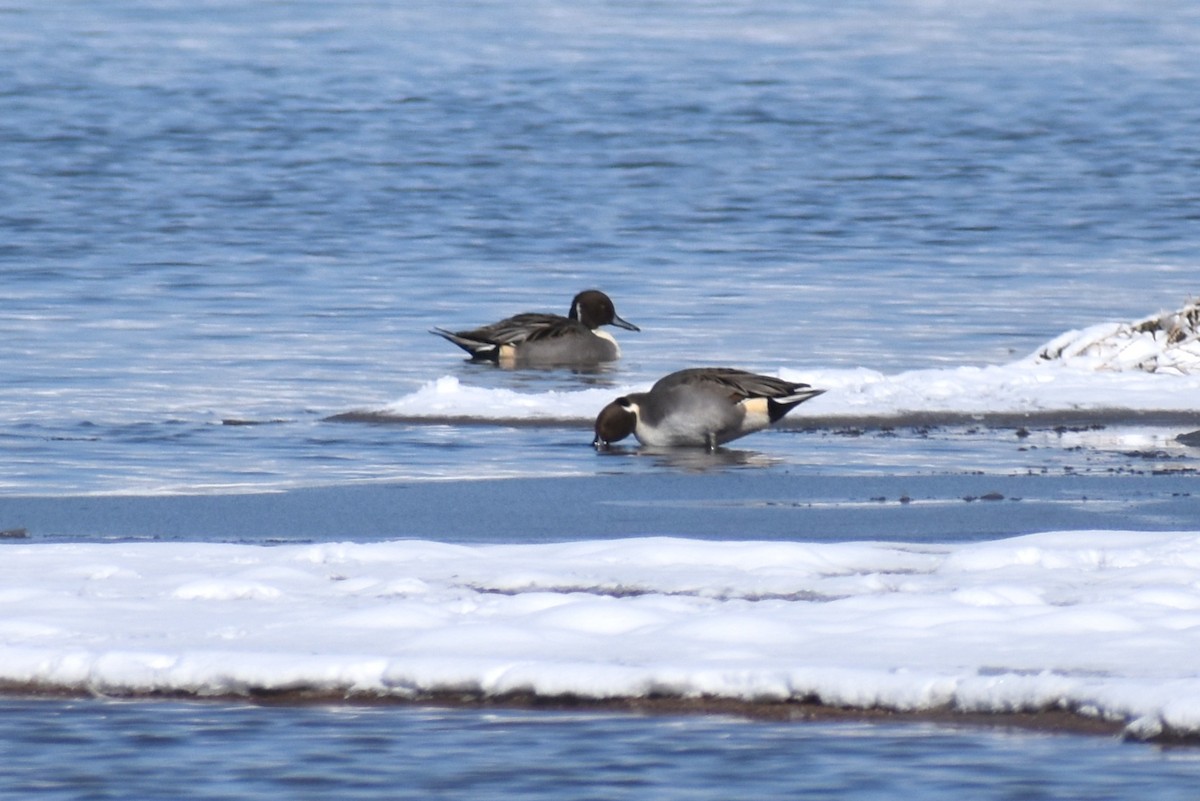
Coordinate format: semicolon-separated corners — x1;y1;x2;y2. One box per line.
457;313;574;345
518;315;590;343
662;368;825;426
661;367;811;400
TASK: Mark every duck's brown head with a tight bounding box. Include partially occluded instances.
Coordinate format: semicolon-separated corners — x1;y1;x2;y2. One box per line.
592;397;637;448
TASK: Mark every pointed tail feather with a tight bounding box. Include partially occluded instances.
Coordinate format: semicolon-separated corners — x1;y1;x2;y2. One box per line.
430;328;499;361
766;388;826;423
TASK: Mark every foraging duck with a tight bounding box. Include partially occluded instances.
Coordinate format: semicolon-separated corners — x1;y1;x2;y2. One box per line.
593;367;825;449
431;290;639;367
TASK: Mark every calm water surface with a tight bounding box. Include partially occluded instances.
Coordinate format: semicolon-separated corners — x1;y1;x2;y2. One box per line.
4;699;1200;801
3;0;1200;795
2;0;1199;492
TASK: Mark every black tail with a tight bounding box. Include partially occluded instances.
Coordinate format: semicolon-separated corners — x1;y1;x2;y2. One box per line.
766;388;826;423
430;328;500;362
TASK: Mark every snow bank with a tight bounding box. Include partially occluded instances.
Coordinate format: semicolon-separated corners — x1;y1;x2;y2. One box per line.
371;302;1200;424
5;531;1200;739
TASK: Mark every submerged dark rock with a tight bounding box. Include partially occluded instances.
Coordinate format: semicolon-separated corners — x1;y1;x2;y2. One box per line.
1178;430;1200;447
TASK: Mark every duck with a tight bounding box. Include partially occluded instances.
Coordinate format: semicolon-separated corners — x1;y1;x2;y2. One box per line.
431;290;639;367
593;367;825;449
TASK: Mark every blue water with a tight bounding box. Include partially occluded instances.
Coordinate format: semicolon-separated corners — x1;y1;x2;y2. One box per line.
4;699;1200;801
3;0;1200;796
3;0;1200;493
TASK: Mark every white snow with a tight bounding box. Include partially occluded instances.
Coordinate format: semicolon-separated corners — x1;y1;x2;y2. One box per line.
5;531;1200;739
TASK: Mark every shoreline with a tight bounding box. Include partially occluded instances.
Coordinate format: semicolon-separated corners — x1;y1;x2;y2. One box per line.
0;681;1169;743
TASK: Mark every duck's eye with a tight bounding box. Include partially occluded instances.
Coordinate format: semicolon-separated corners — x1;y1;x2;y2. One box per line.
617;397;633;409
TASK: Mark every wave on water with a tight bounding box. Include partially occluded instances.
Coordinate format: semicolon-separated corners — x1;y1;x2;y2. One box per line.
337;302;1200;429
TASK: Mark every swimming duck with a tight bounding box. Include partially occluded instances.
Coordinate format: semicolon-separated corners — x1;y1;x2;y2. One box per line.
431;290;639;367
593;367;825;449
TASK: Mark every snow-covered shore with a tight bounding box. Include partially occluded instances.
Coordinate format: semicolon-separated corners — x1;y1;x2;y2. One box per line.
4;531;1200;741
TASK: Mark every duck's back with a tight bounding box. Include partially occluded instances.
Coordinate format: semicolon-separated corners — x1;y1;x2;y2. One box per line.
460;313;568;345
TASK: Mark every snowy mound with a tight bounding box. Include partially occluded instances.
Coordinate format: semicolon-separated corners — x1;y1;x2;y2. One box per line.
358;301;1200;425
5;531;1200;740
1034;299;1200;375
